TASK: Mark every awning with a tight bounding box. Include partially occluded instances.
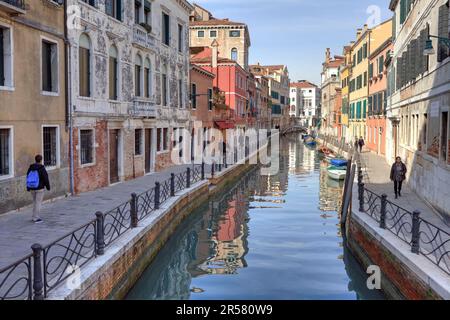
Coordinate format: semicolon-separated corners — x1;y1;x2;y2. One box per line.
215;121;235;130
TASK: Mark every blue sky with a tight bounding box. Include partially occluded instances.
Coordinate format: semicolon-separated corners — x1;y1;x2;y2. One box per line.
194;0;392;85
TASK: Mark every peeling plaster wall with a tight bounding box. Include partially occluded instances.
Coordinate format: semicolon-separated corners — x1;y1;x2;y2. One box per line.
67;0;193;192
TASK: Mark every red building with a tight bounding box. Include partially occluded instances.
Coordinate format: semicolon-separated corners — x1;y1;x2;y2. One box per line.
191;44;249;129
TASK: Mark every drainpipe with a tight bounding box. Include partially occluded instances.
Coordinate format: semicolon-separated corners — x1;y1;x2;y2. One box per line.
64;1;75;195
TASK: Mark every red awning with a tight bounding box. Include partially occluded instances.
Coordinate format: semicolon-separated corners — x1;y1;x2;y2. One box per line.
215;121;235;130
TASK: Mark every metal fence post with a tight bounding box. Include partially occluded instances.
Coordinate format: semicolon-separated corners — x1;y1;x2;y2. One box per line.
95;211;105;255
186;168;191;188
380;194;387;229
130;193;138;228
201;162;205;180
155;182;161;209
358;183;365;212
411;210;421;254
170;173;175;196
31;244;44;300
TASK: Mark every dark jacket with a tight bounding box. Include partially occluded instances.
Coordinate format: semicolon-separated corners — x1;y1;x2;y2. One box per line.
358;139;365;146
27;164;50;191
390;162;407;182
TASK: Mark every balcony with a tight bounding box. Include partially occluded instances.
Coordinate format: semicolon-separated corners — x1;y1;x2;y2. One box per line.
0;0;25;14
129;98;157;118
132;25;156;50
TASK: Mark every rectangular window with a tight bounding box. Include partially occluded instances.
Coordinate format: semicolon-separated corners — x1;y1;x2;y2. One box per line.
109;56;118;100
80;129;94;165
162;12;170;46
135;129;143;155
162;72;167;106
43;127;58;168
42;40;58;93
0;27;4;86
422;113;428;150
145;6;151;26
208;88;213;111
191;83;197;109
157;128;162;152
79;46;90;97
134;1;141;24
144;67;150;98
197;30;205;38
0;128;11;177
178;78;183;108
163;128;169;151
105;0;122;21
363;72;367;87
135;65;141;97
210;30;217;38
230;30;241;37
178;24;183;53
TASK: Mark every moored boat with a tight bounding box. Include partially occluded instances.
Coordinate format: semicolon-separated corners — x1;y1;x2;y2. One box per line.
327;166;347;180
330;159;348;167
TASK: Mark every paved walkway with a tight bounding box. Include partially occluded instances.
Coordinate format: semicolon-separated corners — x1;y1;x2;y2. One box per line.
356;149;450;232
0;163;213;268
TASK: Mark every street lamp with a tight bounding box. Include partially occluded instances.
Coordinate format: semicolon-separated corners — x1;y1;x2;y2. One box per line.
423;35;450;56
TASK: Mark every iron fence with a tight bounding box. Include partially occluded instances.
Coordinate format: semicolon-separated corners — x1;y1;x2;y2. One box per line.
0;164;210;300
357;176;450;275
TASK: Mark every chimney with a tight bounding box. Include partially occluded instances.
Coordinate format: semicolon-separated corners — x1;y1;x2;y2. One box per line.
356;28;362;38
211;40;219;68
325;48;330;64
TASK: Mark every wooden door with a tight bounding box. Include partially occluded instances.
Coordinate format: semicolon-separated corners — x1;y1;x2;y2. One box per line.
109;129;119;184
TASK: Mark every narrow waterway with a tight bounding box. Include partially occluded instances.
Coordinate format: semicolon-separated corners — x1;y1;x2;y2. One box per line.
126;135;385;300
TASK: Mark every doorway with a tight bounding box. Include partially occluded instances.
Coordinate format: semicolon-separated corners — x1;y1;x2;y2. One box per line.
109;129;120;184
145;128;153;173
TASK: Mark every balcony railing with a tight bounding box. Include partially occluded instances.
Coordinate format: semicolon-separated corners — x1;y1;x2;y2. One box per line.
132;25;156;49
0;0;25;14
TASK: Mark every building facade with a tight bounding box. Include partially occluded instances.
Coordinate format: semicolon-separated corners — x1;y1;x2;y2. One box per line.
67;0;193;194
0;0;69;214
387;0;450;216
290;81;320;128
289;83;302;118
340;45;353;143
189;4;251;71
367;19;393;155
321;49;344;135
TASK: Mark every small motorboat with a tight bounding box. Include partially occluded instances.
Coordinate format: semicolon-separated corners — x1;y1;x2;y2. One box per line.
327;166;347;180
330;159;348;167
304;138;317;146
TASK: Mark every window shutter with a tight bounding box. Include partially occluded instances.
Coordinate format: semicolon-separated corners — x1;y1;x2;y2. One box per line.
400;0;406;24
0;30;4;86
396;57;402;90
51;44;57;92
402;52;407;87
437;4;450;62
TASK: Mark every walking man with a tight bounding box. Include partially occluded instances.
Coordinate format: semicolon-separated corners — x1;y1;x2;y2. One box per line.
390;157;407;199
354;138;359;152
26;155;50;223
358;136;365;153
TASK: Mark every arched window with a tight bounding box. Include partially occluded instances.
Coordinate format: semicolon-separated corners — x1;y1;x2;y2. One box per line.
79;33;91;97
161;62;168;106
231;48;238;61
144;58;151;98
109;46;118;100
135;54;142;97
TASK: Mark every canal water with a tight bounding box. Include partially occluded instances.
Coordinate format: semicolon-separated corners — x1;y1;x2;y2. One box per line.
125;135;385;300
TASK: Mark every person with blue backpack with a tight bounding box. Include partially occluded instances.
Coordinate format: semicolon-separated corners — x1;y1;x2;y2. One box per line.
26;155;50;224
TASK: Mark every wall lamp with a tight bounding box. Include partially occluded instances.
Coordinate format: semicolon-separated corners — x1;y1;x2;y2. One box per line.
424;35;450;56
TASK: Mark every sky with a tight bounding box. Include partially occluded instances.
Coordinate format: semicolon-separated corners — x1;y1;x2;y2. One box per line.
194;0;393;85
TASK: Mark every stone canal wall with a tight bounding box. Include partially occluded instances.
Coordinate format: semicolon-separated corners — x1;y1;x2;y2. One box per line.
346;191;450;300
48;162;255;300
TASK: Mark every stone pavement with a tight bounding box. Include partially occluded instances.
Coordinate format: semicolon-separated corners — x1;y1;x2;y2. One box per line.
356;149;450;232
0;163;213;269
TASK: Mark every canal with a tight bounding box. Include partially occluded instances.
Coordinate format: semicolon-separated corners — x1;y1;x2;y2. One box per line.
125;135;385;300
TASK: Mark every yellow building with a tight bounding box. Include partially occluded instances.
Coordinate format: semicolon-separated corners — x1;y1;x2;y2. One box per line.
340;44;353;143
349;25;370;142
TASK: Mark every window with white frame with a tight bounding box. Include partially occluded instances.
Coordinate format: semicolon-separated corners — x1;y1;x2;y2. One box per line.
0;128;12;177
42;126;59;168
0;25;13;88
144;58;151;98
79;33;91;97
157;128;169;152
105;0;122;21
135;54;143;97
42;39;58;93
80;129;94;165
109;45;119;100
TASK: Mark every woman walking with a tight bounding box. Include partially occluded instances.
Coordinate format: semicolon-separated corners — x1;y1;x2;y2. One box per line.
390;157;407;199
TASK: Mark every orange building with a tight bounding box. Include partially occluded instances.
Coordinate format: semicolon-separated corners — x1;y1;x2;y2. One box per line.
367;39;392;155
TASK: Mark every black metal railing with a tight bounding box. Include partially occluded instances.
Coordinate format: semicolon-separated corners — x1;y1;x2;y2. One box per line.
357;172;450;275
0;164;211;300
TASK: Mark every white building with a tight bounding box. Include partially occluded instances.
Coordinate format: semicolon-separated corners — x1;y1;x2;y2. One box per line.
290;81;321;128
387;0;450;217
66;0;193;194
289;84;302;118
